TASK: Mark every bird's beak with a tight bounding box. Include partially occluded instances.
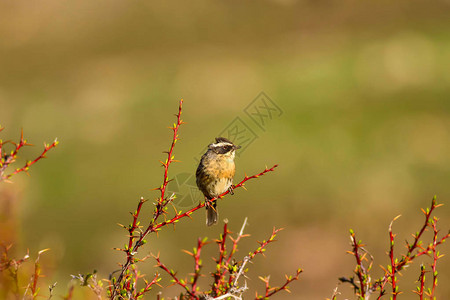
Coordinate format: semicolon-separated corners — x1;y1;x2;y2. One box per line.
234;145;241;150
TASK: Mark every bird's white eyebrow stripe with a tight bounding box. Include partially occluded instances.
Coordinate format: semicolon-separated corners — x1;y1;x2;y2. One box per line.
210;142;233;148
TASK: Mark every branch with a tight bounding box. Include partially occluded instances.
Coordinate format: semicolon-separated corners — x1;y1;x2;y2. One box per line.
255;268;302;299
0;128;58;182
110;99;279;299
374;197;447;299
154;254;196;298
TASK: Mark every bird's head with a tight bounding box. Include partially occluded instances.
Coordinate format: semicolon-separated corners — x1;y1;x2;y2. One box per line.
208;137;241;160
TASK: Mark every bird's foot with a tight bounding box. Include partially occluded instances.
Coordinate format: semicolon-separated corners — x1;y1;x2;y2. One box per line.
228;185;235;195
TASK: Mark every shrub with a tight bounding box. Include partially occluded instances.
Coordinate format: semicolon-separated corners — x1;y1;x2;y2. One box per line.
0;102;448;300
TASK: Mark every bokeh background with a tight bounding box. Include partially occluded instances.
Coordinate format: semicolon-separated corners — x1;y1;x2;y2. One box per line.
1;0;449;299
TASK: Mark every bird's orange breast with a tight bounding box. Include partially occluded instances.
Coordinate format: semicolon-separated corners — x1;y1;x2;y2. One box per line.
206;159;235;179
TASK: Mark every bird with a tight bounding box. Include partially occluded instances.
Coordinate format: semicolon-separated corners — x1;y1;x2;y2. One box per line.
196;137;241;226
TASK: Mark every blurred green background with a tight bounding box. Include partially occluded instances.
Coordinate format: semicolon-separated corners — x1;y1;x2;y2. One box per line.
1;0;449;299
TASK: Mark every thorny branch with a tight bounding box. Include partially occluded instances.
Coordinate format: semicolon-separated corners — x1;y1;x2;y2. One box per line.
339;196;449;300
154;217;301;300
110;100;280;299
0;127;58;182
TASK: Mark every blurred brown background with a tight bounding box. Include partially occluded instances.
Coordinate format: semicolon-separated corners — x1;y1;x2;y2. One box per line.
1;0;449;299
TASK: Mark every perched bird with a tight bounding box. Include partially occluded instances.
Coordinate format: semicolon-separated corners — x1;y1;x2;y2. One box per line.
196;137;241;226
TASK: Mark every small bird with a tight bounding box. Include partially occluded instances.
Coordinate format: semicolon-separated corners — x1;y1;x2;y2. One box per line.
196;137;241;226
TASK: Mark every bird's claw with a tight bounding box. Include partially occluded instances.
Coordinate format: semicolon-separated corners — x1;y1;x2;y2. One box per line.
228;185;235;195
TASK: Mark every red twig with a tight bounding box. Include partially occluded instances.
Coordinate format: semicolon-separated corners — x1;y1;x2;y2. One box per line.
414;265;426;299
157;99;185;206
154;254;196;298
134;273;160;298
388;216;401;299
375;197;444;299
411;216;446;300
189;237;207;293
249;227;282;260
429;217;439;299
227;218;249;266
249;227;302;299
349;230;367;298
212;222;230;296
30;249;49;299
0;128;58;182
114;198;146;262
255;268;302;299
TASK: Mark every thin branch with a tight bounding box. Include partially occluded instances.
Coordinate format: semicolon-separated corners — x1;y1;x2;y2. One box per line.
0;129;58;182
110;100;280;299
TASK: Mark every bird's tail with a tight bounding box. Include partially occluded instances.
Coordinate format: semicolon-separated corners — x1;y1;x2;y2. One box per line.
206;201;218;226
